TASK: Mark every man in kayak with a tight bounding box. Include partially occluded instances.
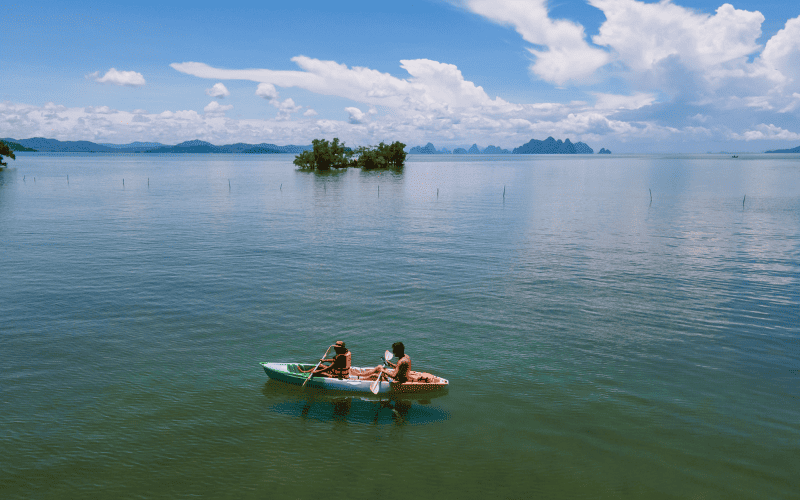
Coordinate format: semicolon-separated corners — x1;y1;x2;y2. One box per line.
358;342;411;383
298;341;351;378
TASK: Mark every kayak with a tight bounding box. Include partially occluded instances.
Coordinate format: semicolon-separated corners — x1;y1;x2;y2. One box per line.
260;362;449;395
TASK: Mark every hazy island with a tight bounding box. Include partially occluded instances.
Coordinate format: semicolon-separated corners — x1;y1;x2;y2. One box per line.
0;137;312;154
409;137;605;154
293;138;407;171
765;145;800;153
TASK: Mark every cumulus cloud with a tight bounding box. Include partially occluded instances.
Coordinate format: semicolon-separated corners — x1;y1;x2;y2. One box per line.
463;0;611;84
590;1;763;73
205;82;230;98
255;83;279;100
303;108;318;117
252;83;300;119
758;16;800;93
345;107;367;124
731;123;800;141
204;101;233;114
273;98;302;120
86;68;146;87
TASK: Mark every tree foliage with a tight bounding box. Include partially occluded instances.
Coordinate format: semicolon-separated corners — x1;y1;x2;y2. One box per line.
0;141;16;167
294;138;407;171
293;138;352;170
353;142;407;170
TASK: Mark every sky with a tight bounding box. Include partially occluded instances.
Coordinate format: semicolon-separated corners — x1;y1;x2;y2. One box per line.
2;0;800;153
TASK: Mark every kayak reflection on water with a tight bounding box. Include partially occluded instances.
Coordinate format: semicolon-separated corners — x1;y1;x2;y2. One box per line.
260;379;450;426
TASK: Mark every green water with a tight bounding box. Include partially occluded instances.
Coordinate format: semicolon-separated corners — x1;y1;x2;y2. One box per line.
1;154;798;499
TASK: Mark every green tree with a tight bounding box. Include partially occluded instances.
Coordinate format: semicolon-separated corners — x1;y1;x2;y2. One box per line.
0;141;16;167
295;139;407;171
293;138;352;171
352;141;406;170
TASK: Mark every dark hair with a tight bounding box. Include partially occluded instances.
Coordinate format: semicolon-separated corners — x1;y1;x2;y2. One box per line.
392;342;405;356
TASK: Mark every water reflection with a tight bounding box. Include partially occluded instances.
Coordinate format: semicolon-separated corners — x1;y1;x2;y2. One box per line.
261;380;449;426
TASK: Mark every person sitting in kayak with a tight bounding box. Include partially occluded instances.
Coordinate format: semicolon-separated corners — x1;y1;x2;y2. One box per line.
298;341;351;378
382;342;411;383
358;342;411;383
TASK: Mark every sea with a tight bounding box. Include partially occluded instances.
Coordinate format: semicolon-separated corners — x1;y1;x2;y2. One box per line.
1;153;798;499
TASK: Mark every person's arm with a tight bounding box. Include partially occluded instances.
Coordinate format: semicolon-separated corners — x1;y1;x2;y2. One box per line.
313;354;343;374
299;357;334;373
381;358;409;381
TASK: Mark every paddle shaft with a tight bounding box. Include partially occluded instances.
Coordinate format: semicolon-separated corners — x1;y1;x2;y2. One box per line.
302;345;333;387
370;350;394;394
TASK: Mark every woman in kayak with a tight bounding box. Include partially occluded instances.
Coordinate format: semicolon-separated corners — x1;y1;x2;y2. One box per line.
298;341;351;378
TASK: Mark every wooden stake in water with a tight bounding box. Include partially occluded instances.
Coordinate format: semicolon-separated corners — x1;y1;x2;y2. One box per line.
280;183;282;191
743;194;746;208
123;178;125;187
229;179;231;190
649;188;652;205
503;185;505;198
67;175;69;185
437;188;439;199
148;178;150;188
378;185;379;197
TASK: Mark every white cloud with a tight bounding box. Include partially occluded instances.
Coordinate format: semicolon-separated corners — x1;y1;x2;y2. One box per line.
87;68;146;87
592;92;657;111
731;124;800;141
590;1;763;73
173;57;517;115
757;16;800;93
303;108;318;117
204;101;233;114
255;83;279;100
273;98;302;120
463;0;611;84
205;82;230;98
345;107;367;124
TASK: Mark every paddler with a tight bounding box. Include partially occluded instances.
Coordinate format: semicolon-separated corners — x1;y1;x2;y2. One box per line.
381;342;411;383
298;341;351;378
359;342;412;383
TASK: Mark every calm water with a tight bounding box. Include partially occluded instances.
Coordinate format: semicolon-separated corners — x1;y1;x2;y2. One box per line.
1;153;798;499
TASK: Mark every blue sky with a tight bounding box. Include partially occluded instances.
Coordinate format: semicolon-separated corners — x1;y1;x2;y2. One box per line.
2;0;800;152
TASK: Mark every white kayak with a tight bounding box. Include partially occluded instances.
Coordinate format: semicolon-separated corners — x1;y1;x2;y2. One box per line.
260;362;449;395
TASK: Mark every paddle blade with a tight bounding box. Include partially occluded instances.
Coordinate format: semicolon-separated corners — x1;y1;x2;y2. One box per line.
370;375;381;394
384;350;393;361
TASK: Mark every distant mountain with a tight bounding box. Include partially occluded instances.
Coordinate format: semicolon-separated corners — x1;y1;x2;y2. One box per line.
452;147;468;154
99;141;167;149
1;137;311;154
467;144;481;154
512;137;594;154
765;145;800;153
3;137;116;152
483;145;510;154
1;139;37;151
409;142;439;154
438;147;451;154
598;148;612;154
147;140;217;153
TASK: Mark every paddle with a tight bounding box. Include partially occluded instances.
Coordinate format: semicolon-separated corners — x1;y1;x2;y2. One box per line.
370;350;393;394
302;345;333;388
